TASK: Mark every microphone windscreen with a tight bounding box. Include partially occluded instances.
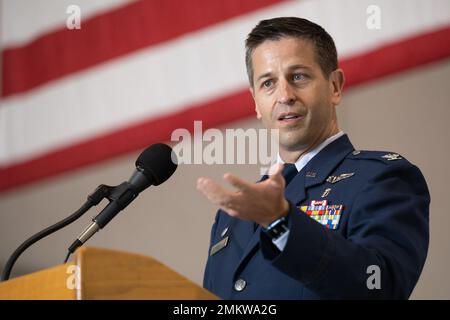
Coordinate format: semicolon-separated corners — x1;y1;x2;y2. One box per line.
135;143;178;186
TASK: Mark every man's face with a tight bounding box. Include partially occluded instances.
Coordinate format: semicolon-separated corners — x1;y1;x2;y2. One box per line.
250;37;343;152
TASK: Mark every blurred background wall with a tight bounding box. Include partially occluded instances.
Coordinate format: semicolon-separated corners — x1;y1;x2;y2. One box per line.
1;0;449;299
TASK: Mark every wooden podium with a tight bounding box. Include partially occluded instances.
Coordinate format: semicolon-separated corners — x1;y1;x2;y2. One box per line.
0;247;218;300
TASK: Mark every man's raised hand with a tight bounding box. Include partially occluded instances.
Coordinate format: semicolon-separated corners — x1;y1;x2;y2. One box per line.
196;163;289;228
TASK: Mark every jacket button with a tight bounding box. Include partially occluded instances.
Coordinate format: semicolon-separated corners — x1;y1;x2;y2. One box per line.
234;279;246;292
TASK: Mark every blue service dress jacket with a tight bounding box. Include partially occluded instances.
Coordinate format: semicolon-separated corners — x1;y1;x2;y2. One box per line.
203;134;430;299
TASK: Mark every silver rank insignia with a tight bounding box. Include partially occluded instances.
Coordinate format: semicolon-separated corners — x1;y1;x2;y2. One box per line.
210;236;229;256
306;171;317;178
382;153;402;161
221;226;229;238
321;188;332;198
326;172;354;184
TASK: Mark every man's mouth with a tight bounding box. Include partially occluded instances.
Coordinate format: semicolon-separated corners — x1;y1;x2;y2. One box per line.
277;112;304;124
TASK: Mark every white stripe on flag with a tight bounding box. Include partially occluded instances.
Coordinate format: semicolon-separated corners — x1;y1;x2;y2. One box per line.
1;0;137;47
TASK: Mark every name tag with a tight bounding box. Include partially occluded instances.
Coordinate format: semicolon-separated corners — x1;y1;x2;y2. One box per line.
210;236;229;256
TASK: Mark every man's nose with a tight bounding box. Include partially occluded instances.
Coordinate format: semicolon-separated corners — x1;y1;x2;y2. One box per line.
277;79;296;105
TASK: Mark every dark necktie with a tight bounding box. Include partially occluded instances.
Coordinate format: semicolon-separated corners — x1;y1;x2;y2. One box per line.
282;163;298;186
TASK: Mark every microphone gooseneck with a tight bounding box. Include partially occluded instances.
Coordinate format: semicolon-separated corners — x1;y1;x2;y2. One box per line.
65;143;178;258
1;143;178;281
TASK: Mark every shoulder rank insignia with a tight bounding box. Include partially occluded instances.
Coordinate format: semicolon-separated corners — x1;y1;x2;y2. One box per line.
299;200;343;230
326;172;354;184
382;153;402;161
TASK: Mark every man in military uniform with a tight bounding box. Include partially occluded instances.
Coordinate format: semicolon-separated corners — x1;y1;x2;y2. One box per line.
197;17;429;299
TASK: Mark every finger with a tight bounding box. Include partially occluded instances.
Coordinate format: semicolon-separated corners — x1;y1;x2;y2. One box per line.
267;163;284;182
267;163;284;176
197;178;246;219
265;163;287;190
197;177;226;198
197;177;234;207
219;206;239;218
223;173;252;191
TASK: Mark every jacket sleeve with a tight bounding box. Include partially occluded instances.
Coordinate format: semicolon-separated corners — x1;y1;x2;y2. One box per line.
260;163;430;299
203;210;221;290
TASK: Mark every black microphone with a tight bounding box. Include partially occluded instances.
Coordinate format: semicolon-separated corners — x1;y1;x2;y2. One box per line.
67;143;178;256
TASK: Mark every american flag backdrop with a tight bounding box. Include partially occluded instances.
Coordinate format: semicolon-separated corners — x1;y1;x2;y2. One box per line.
1;0;450;193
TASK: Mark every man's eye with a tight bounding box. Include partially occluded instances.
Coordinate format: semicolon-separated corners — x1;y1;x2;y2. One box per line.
293;73;305;81
262;80;273;88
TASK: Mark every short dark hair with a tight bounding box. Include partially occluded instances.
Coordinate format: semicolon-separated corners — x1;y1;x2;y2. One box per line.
245;17;338;87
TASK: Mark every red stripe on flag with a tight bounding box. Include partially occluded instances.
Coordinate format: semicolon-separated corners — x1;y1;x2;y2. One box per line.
0;90;255;192
1;0;285;98
1;26;450;193
341;25;450;87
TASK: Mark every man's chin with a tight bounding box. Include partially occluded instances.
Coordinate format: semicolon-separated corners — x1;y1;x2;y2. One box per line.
279;136;310;152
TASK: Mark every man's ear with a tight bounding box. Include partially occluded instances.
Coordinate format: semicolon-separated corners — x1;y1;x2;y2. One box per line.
249;87;262;119
330;69;345;106
255;105;262;119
